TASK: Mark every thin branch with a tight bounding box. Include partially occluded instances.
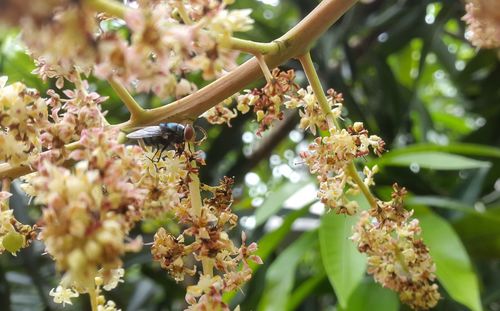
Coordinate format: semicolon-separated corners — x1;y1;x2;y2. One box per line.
175;2;193;25
108;78;146;121
298;52;338;129
123;0;359;130
345;162;378;209
256;54;274;83
228;38;279;55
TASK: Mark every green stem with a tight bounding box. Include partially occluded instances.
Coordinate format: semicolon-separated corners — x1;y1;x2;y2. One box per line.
84;0;128;19
228;38;279;55
346;162;378;209
175;2;193;25
108;78;146;121
298;52;338;129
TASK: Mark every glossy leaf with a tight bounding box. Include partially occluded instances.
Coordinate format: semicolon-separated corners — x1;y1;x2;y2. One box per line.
413;206;483;311
257;231;317;311
254;180;311;226
338;279;399;311
375;151;491;170
319;212;367;309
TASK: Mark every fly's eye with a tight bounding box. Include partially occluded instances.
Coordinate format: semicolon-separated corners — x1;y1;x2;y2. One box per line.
184;124;195;142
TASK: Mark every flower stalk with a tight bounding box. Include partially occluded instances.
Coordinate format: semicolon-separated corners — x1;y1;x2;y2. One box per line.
108;78;146;122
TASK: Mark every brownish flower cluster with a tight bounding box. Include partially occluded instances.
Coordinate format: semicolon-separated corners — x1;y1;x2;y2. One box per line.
202;97;238;127
463;0;500;49
300;121;385;215
149;143;261;309
236;68;300;135
351;184;440;309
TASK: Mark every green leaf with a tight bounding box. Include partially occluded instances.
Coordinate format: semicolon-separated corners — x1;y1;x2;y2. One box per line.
319;212;367;309
253;205;310;270
407;196;474;214
339;279;399;311
413;206;483;311
258;231;317;311
286;271;326;311
374;151;491;170
254;179;311;226
453;206;500;258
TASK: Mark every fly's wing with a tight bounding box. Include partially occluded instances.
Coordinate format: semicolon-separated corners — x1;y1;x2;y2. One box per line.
126;126;163;139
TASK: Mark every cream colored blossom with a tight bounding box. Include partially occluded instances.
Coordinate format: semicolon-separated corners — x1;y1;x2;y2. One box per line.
49;286;79;307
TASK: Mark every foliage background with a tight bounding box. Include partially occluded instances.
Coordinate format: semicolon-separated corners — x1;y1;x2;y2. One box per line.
1;0;500;310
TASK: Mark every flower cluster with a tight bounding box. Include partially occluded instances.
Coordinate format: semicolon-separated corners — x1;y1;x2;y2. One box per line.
224;69;346;137
27;128;145;293
463;0;500;48
136;148;189;219
0;77;106;167
0;0;253;98
0;191;37;256
289;87;343;135
202;97;238;127
236;69;301;135
301;122;385;215
148;145;262;310
0;77;48;166
351;184;440;309
41;81;107;155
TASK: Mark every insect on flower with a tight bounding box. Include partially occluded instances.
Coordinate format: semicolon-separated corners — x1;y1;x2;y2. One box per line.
126;123;204;160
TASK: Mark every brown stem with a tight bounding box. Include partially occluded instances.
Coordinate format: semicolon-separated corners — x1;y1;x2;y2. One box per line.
122;0;359;130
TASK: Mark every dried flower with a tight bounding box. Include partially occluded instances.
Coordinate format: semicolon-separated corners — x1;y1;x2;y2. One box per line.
236;69;300;135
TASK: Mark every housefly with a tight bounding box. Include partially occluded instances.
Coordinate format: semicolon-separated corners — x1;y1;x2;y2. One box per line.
126;122;195;160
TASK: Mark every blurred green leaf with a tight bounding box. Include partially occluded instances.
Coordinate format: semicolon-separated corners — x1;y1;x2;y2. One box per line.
407;195;474;213
258;230;316;311
286;271;326;311
453;206;500;258
319;212;367;309
414;206;483;311
374;151;491;170
339;279;399;311
253;205;310;270
254;180;311;227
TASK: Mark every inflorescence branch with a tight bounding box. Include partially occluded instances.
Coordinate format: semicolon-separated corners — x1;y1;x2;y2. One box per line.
298;52;379;209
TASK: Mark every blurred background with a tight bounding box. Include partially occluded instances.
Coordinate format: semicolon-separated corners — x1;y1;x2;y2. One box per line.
1;0;500;310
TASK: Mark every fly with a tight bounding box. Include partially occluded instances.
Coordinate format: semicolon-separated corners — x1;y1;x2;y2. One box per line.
126;122;201;160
